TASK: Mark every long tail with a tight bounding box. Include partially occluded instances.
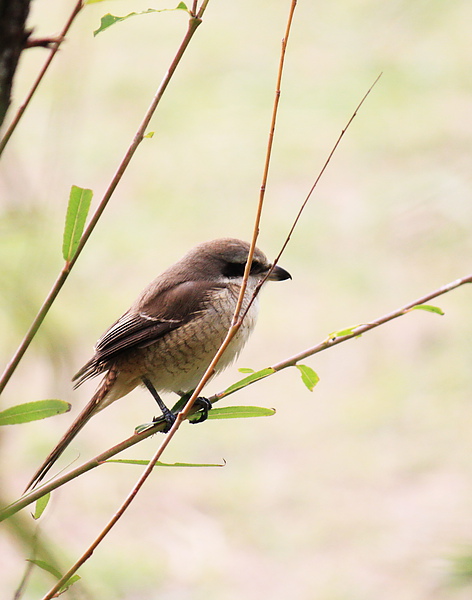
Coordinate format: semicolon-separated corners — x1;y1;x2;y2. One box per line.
24;370;118;492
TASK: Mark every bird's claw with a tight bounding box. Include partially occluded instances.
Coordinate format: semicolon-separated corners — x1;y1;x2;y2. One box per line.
152;409;176;433
189;397;212;424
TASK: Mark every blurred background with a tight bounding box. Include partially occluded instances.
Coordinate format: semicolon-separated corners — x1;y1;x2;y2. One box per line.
1;0;472;598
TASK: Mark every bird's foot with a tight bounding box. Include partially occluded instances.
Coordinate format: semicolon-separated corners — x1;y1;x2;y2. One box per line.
189;397;212;424
152;408;176;433
143;376;177;433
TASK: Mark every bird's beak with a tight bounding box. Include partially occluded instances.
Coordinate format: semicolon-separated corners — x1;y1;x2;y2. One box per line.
267;264;291;281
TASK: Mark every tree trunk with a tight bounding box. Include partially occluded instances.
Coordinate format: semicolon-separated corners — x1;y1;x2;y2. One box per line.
0;0;31;127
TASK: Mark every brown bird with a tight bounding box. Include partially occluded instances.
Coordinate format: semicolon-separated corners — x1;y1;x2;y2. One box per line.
26;238;291;490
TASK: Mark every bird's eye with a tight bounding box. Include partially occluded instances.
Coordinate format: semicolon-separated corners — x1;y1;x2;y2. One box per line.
249;260;267;275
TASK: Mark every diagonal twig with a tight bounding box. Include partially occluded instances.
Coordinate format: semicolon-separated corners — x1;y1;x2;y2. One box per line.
0;5;206;396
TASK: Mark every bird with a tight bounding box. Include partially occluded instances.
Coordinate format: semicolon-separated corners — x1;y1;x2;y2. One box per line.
25;238;291;490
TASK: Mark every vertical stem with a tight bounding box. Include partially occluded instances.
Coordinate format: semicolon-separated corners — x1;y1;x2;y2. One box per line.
231;0;298;326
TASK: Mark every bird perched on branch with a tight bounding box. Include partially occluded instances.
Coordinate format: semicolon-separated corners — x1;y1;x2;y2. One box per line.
26;238;291;490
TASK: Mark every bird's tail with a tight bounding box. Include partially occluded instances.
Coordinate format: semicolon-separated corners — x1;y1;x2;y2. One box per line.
24;369;118;492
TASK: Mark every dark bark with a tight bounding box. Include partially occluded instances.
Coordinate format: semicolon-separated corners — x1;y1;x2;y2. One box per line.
0;0;31;127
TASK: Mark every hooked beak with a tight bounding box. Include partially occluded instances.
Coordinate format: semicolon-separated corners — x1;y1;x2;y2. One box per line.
267;264;291;281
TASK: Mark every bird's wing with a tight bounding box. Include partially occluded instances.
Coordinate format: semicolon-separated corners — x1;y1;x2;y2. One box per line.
73;280;221;386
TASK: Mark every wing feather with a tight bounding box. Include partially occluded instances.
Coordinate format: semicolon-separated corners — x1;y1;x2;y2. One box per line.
73;280;221;386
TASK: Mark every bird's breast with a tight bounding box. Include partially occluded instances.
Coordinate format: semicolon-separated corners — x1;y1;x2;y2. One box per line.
124;284;259;394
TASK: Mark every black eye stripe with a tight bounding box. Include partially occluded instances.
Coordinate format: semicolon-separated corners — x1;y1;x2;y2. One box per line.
222;260;266;278
222;262;246;278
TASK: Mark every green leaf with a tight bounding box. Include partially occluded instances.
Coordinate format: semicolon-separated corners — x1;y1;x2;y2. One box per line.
94;5;189;36
27;560;81;591
238;367;255;373
206;405;276;419
0;400;70;425
410;304;444;316
144;131;155;138
295;364;320;391
62;185;93;262
134;404;275;432
224;367;275;395
106;459;224;467
59;575;81;593
27;559;62;580
32;493;50;520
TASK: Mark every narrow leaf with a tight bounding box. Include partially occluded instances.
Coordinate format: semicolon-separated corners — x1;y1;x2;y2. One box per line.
144;131;155;138
135;422;156;434
238;367;255;374
206;405;276;419
106;459;224;467
62;185;93;262
27;559;62;580
32;493;50;520
224;367;275;395
0;400;70;425
59;575;81;592
94;5;188;36
27;560;81;591
410;304;444;316
295;364;320;391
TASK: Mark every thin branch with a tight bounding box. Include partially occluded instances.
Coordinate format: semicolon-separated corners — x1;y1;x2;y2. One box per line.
233;0;298;328
1;416;169;522
0;0;84;157
0;9;204;396
269;274;472;371
271;72;382;269
239;73;382;329
12;530;37;600
3;273;470;524
24;36;64;49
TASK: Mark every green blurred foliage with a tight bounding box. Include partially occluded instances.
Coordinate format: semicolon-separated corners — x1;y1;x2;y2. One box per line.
1;0;472;598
